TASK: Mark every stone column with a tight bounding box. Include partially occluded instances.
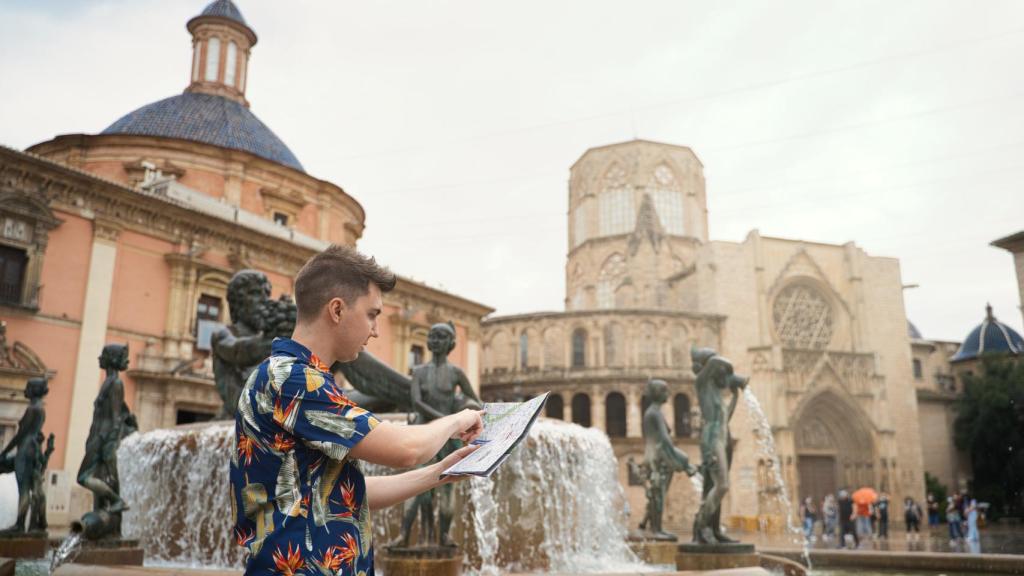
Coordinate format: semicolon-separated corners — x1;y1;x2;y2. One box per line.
627;389;643;438
593;392;606;432
64;218;121;475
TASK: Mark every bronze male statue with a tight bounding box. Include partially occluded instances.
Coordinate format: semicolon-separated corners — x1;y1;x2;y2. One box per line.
690;346;747;544
0;377;53;534
75;343;137;539
636;378;697;540
398;322;482;547
211;270;295;418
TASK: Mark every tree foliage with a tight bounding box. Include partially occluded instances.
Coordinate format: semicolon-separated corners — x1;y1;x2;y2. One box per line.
953;356;1024;517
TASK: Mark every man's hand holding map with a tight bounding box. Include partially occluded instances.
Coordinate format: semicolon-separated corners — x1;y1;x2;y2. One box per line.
442;392;549;478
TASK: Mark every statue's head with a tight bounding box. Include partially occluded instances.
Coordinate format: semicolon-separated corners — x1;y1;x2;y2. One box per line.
98;343;129;371
227;270;272;329
690;346;716;374
427;322;457;356
644;378;669;404
25;376;48;399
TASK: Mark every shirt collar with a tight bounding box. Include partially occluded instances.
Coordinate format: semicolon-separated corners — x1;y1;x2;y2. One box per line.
271;338;332;374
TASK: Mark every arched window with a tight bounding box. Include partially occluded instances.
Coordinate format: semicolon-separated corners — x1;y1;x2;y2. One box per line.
603;322;624;367
571;328;587;368
674;393;692;438
598;254;625;310
519;332;529;370
546;395;564;420
599;164;634;235
225;41;238;86
912;358;923;379
648;164;685;234
204;37;221;82
572;393;591;427
605;392;627;437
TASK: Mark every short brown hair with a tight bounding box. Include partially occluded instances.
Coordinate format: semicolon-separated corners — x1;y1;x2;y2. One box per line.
294;245;396;321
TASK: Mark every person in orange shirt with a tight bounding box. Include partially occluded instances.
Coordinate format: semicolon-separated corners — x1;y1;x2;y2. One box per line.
854;495;873;545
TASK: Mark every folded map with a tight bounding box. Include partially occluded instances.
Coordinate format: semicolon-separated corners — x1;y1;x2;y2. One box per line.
441;391;550;478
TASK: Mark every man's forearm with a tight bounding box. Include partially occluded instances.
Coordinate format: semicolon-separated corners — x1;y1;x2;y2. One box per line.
365;462;442;511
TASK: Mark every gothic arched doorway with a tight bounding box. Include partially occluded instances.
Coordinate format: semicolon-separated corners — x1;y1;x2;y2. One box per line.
794;390;876;504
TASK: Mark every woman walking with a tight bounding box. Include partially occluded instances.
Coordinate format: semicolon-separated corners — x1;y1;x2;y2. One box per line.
904;496;922;542
946;496;963;545
800;497;817;542
966;499;980;542
822;494;838;543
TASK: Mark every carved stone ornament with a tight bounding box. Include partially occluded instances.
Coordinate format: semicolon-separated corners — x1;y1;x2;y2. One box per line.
773;284;834;349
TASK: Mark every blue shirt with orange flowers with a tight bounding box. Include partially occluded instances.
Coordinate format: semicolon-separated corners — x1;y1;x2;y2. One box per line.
230;338;380;575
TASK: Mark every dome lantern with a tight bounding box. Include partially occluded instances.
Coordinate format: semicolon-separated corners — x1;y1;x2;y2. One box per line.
950;303;1024;363
185;0;257;106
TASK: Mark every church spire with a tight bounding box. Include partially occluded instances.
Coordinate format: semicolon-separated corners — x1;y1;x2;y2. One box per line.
185;0;257;106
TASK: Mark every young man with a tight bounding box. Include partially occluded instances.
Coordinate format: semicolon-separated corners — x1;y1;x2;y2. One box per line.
230;246;484;575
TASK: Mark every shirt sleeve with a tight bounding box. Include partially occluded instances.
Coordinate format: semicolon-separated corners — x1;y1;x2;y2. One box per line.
275;365;380;461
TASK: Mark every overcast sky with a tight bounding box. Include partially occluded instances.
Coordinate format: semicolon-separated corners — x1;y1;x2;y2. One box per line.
2;0;1022;342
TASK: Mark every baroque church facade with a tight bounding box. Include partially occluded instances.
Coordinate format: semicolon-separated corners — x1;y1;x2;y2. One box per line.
0;0;490;527
480;139;926;533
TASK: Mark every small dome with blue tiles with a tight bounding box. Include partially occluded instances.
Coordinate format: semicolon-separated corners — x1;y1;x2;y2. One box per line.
102;93;304;172
199;0;247;26
950;304;1024;363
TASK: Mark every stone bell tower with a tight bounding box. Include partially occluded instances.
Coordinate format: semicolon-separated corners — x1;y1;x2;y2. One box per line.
564;140;709;312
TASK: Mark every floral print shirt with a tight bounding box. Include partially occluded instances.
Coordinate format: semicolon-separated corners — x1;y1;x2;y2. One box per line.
231;338;380;575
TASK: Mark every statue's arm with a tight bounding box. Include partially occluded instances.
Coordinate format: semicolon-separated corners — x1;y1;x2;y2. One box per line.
653;412;692;470
455;368;482;405
211;328;270;366
0;410;34;455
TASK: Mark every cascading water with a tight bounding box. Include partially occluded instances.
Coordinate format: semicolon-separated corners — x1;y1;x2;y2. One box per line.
742;388;812;568
119;417;648;573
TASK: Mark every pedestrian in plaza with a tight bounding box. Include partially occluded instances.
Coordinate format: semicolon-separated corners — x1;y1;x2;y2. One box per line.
946;496;964;544
800;497;817;542
876;492;890;539
904;496;922;542
966;499;980;542
837;490;858;549
926;492;939;527
822;494;838;543
852;490;873;547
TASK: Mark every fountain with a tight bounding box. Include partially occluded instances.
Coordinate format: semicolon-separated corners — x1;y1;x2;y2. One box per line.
118;417;647;574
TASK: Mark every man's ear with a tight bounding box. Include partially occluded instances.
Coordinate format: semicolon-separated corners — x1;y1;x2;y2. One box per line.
327;297;348;324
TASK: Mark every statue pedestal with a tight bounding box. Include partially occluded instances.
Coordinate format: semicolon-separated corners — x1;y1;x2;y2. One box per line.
627;530;678;565
72;539;144;566
676;542;758;571
0;532;48;559
379;546;463;576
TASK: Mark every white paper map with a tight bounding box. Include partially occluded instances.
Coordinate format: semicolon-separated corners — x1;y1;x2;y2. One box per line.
441;391;549;478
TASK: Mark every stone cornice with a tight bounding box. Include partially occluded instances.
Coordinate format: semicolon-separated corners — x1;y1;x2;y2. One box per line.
392;277;493;318
0;144;316;275
483;308;724;326
26;134;366;232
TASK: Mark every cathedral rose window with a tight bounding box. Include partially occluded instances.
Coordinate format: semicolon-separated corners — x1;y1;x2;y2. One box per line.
772;284;834;349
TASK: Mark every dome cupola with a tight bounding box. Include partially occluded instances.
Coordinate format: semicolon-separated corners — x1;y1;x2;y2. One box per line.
950;304;1024;363
185;0;257;106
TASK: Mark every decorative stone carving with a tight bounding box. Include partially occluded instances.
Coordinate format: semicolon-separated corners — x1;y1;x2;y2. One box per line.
773;284;833;349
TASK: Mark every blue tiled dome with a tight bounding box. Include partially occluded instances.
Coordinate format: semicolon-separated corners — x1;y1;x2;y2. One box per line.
908;320;923;340
102;92;304;172
199;0;247;26
950;304;1024;363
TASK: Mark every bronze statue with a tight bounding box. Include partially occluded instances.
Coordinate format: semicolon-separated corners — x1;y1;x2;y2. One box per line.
634;378;697;540
402;322;481;547
74;343;137;539
690;346;747;545
0;377;54;534
211;270;295;418
342;321;479;547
